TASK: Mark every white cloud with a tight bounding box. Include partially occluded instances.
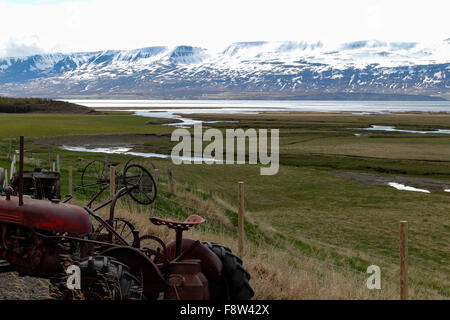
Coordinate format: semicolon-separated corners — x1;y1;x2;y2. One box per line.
0;36;45;57
0;0;449;57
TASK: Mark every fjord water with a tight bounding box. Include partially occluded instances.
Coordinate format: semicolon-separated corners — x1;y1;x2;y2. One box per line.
66;100;450;127
67;99;450;113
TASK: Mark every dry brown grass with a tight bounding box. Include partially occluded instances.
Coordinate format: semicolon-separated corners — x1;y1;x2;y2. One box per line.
82;188;416;300
67;168;447;301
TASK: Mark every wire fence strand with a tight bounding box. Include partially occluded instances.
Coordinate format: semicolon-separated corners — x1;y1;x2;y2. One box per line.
155;185;450;280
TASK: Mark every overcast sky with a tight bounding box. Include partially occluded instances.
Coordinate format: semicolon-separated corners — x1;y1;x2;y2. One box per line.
0;0;449;57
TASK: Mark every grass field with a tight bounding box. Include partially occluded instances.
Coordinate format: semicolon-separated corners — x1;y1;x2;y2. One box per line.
0;110;449;299
0;113;175;138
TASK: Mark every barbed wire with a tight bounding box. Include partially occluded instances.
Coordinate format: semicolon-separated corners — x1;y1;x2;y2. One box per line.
157;183;450;271
158;193;211;214
136;190;450;292
156;195;385;279
144;175;450;297
243;232;408;282
156;187;450;273
280;229;449;271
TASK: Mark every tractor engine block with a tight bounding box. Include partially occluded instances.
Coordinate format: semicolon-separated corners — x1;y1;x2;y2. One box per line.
0;223;69;277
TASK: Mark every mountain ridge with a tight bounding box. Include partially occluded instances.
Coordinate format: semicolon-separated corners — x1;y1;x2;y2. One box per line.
0;40;448;100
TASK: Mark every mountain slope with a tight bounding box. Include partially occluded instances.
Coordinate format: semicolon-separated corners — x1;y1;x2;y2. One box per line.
0;40;448;99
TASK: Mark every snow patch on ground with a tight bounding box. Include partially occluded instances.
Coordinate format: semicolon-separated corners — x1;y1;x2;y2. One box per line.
388;182;430;193
362;125;450;134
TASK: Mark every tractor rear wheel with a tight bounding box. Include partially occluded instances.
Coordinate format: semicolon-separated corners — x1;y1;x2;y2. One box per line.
57;256;144;300
203;242;254;300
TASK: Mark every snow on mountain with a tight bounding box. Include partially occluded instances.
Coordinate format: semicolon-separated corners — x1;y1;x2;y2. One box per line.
0;40;448;98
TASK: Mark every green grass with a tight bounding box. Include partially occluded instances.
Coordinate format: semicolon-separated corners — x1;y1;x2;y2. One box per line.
0;97;89;113
0;110;448;298
0;113;174;138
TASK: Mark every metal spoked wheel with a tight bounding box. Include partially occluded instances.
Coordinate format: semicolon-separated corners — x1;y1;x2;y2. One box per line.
123;158;156;174
123;164;157;205
138;234;167;263
81;160;108;196
94;218;137;245
123;158;139;174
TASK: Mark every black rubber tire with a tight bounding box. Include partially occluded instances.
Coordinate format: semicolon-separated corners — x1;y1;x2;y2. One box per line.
203;242;254;300
60;256;144;300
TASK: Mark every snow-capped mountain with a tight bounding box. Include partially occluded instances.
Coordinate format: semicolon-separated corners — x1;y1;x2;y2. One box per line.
0;40;448;99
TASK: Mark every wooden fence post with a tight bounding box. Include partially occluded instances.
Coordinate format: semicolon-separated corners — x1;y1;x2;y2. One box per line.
168;169;175;194
150;169;159;217
8;138;12;160
110;165;116;199
10;155;16;180
68;166;73;195
104;154;109;176
56;154;60;172
238;181;245;259
48;146;51;170
400;221;408;300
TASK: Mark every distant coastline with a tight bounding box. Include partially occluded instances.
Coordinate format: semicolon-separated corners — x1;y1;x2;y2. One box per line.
52;92;447;101
64;99;450;117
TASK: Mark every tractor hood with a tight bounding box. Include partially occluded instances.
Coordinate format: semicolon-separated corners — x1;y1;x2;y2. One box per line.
0;196;92;234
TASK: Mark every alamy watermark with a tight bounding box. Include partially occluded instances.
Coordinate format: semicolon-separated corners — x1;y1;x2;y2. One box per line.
66;264;81;290
170;122;279;175
66;263;382;291
366;265;381;290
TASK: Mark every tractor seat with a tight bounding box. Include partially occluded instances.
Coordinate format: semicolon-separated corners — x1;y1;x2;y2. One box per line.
150;215;205;231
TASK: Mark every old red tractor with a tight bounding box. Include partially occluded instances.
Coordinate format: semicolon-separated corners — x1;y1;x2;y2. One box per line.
0;137;254;300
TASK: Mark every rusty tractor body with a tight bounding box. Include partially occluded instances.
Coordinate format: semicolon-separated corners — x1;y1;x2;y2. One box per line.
0;137;254;300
